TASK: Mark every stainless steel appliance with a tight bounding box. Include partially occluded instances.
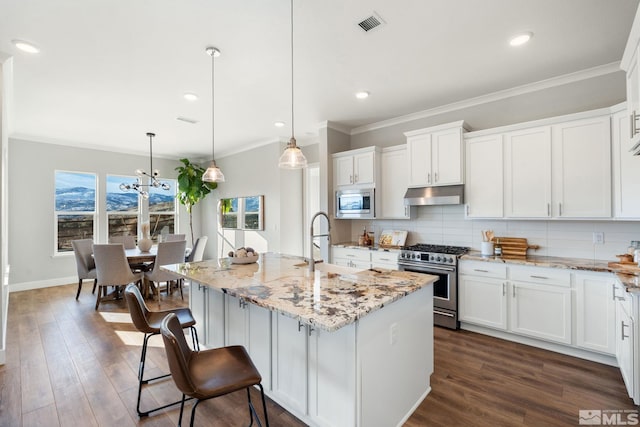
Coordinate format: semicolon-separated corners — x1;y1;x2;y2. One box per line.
335;188;375;219
397;244;468;329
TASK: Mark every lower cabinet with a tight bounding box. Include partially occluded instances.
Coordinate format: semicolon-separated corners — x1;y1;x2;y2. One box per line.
459;275;508;330
614;280;636;402
510;281;572;345
189;282;224;348
332;246;399;270
575;272;616;355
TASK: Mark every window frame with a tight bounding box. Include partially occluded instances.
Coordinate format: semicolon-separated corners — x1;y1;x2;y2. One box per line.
54;170;98;255
106;174;140;242
148;178;177;242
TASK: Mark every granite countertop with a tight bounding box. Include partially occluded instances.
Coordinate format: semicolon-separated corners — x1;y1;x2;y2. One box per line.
162;252;436;332
332;242;402;252
462;251;640;292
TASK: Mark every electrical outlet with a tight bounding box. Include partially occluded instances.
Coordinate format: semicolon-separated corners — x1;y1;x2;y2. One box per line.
390;323;398;345
593;232;604;245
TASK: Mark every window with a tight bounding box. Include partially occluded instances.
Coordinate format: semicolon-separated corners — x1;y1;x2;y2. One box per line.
149;178;176;242
106;175;139;241
55;171;97;253
220;196;263;230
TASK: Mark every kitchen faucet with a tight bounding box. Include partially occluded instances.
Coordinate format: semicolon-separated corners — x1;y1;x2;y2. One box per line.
309;211;331;272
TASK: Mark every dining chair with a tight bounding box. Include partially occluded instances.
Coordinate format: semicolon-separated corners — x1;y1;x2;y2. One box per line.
165;234;186;242
160;313;269;427
186;236;208;263
124;284;199;418
71;239;97;300
110;234;137;249
93;244;143;310
145;240;187;300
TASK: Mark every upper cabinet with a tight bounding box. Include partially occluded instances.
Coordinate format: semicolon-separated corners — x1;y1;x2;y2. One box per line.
379;145;411;219
333;147;380;188
621;6;640;154
405;121;467;187
465;133;504;218
612;106;640;218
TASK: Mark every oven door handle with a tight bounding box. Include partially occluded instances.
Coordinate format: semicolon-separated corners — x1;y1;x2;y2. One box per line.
434;310;455;318
399;262;455;273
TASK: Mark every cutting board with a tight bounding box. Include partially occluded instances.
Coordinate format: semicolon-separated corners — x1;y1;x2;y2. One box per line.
491;237;540;259
378;230;407;247
608;261;640;274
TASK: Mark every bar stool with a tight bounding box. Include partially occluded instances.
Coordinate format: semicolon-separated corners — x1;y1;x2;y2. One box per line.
160;313;269;427
124;284;199;417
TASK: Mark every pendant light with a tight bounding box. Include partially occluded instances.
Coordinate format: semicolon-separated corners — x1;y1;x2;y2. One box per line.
278;0;308;169
120;132;170;199
202;46;225;182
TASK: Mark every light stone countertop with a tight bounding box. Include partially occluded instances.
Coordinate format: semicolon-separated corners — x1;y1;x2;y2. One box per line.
332;242;402;252
462;252;640;293
162;252;436;332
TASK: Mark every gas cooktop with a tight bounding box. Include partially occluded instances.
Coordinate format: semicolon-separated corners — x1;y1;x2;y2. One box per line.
401;244;469;255
399;244;469;265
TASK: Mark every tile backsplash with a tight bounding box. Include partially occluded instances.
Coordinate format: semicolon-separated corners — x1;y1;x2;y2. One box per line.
351;205;640;261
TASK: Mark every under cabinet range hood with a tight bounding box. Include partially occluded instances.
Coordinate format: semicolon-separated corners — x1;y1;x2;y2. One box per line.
403;185;464;206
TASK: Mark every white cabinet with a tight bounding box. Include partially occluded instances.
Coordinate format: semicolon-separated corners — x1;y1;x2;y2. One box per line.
370;250;399;270
575;272;616;355
504;126;552;218
189;283;224;348
405;121;466;187
459;275;508;330
614;280;636;401
224;294;272;390
271;313;308;416
551;116;611;218
612;107;640;218
331;247;371;269
621;7;640;152
464;133;503;218
379;145;410;219
333;147;379;187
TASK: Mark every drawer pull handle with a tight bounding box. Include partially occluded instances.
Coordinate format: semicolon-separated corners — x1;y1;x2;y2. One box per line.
513;286;516;298
530;275;549;280
622;321;630;340
346;254;356;257
474;269;489;273
502;283;506;296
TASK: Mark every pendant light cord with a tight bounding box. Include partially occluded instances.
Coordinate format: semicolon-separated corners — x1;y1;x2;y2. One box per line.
290;0;295;140
211;50;215;161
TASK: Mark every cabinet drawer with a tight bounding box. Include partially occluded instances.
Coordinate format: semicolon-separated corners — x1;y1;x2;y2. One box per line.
332;247;371;262
370;250;399;265
459;261;507;279
509;265;570;287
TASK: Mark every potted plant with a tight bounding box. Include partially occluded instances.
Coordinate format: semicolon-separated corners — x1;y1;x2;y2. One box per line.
175;158;217;244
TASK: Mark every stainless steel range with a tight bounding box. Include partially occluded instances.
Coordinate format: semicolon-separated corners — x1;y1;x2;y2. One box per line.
397;244;468;329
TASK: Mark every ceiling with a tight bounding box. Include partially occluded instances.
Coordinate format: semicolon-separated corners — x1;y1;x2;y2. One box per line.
1;0;638;159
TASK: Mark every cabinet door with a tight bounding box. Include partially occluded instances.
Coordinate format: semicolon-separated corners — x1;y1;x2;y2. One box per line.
627;51;640;143
504;126;552;218
353;151;375;185
206;288;225;348
248;304;272;391
380;147;410;219
552;116;611;218
308;326;356;427
459;275;507;330
271;313;308;415
407;134;432;187
189;283;207;345
225;295;248;347
510;282;572;344
432;127;463;185
612;109;640;218
616;296;635;399
575;273;615;355
370;251;399;270
334;156;354;186
465;134;503;218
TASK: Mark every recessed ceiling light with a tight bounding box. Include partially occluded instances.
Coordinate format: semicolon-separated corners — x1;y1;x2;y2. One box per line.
509;32;533;47
274;121;285;128
355;91;370;99
12;39;39;53
183;93;198;101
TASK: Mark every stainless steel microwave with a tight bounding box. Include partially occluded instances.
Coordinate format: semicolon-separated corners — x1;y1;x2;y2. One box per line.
336;189;375;219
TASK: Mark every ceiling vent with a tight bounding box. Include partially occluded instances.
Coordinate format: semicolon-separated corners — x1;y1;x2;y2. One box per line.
357;12;385;32
176;116;198;124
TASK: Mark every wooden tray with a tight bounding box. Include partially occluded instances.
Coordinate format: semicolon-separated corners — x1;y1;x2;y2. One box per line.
490;237;539;258
608;261;640;274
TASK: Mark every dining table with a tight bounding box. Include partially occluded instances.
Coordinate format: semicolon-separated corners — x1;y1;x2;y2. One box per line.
125;246;157;298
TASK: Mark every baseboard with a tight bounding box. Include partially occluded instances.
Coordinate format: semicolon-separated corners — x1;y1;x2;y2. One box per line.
396;385;432;427
9;276;76;293
460;323;618;367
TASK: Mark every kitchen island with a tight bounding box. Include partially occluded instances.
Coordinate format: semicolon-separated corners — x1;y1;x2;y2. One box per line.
163;252;437;427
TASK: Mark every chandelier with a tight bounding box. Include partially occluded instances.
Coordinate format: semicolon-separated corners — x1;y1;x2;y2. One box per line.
120;132;170;199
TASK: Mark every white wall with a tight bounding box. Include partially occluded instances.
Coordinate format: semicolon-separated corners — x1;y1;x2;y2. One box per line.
8;138;189;289
350;206;640;261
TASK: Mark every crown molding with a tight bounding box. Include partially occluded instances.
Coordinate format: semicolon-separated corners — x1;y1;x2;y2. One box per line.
350;62;623;136
317;120;351;135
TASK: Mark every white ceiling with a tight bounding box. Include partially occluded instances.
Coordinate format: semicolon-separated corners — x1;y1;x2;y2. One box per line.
1;0;638;159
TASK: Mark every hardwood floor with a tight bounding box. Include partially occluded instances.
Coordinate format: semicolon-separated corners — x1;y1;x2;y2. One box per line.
1;283;636;426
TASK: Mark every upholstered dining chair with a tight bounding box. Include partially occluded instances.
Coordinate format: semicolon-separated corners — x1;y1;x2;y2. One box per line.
71;239;97;300
124;284;199;418
110;234;137;249
145;240;187;300
165;233;186;242
92;243;143;310
186;236;208;263
161;313;269;427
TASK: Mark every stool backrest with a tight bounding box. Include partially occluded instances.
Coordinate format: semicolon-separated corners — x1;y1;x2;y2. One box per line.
124;284;154;334
161;313;197;394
